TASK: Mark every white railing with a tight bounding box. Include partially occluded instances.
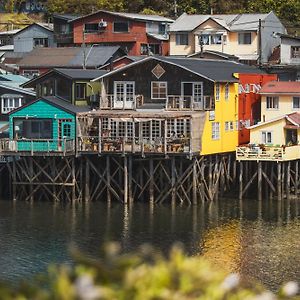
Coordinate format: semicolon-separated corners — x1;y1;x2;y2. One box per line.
0;138;75;155
236;145;300;161
98;94;144;110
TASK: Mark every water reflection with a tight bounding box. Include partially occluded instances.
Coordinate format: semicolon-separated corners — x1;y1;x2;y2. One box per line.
0;197;299;291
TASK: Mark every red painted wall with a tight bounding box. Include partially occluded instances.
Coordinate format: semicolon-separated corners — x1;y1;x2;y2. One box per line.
238;74;277;145
72;12;169;56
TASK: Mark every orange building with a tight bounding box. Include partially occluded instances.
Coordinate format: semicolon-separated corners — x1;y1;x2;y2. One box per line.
70;10;173;56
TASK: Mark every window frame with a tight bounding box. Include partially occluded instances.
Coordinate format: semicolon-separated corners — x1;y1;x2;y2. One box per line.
175;33;189;46
225;83;229;101
292;96;300;109
261;131;273;144
215;83;220;101
266;96;279;110
238;32;252;45
75;83;86;100
113;21;129;33
151;81;168;100
33;37;49;47
1;96;23;114
84;23;99;33
212;122;220;140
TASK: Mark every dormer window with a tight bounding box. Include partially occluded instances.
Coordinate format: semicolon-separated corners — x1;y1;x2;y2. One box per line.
113;21;129;33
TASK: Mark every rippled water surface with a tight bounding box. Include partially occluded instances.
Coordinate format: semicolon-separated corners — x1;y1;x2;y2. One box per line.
0;198;299;290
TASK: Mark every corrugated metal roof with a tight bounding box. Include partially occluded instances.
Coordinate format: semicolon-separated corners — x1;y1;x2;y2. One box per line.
42;96;90;113
0;74;28;82
287;112;300;126
52;14;80;21
0;29;21;35
70;10;173;23
54;68;108;79
170;12;270;32
0;82;36;96
18;46;123;68
260;81;300;94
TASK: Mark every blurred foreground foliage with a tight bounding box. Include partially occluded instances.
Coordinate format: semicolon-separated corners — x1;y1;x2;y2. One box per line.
0;243;299;300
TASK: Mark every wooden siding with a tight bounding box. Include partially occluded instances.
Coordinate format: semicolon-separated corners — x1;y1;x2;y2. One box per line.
106;59;214;103
9;99;75;151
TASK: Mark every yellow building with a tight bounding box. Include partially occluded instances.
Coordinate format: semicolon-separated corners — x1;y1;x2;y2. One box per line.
260;81;300;122
169;12;286;64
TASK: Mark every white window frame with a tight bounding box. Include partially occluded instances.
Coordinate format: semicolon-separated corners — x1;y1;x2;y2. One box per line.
238;32;252;45
266;96;279;110
212;122;220;140
261;131;273;144
225;83;229;101
151;81;167;99
225;121;234;132
215;83;220;101
1;96;22;114
292;96;300;109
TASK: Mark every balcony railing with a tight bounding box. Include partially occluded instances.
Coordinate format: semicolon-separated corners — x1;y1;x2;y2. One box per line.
0;138;75;156
92;94;215;111
236;145;300;161
77;136;198;155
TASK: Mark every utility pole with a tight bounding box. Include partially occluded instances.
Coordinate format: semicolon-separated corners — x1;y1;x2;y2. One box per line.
174;0;178;18
258;19;262;66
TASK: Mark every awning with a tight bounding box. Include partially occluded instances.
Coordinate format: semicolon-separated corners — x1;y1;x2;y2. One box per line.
284;124;299;129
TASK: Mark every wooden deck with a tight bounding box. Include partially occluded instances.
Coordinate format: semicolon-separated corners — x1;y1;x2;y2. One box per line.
236;145;300;161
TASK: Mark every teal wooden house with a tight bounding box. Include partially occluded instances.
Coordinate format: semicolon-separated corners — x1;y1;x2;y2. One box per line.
8;96;88;153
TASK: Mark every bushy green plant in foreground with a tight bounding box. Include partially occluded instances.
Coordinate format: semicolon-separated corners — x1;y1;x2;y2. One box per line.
0;244;299;300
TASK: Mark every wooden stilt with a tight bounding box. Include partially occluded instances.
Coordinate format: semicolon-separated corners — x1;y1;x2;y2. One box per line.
277;162;282;201
171;156;176;204
128;156;133;204
149;158;154;204
85;156;90;202
124;156;128;204
239;161;243;201
192;157;197;205
106;155;111;204
258;161;262;202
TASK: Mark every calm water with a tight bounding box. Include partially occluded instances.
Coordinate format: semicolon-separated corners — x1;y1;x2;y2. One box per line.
0;198;299;291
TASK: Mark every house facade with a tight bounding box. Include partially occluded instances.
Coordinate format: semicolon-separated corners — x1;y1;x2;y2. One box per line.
169;12;286;64
13;23;55;53
70;10;173;56
260;81;300;122
22;68;107;106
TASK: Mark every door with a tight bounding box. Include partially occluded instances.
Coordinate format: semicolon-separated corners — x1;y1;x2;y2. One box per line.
114;82;135;109
58;119;73;151
286;129;297;145
182;82;203;109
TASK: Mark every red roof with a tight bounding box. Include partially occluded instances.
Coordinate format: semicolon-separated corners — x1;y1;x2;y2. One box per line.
287;112;300;126
260;81;300;95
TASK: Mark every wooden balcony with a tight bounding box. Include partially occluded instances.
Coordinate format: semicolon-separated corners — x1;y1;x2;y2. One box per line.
0;138;75;156
236;145;300;161
94;94;214;111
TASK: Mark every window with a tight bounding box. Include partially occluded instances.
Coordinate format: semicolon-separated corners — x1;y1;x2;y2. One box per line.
200;34;222;45
167;119;190;138
1;96;22;114
261;131;272;144
63;124;71;138
225;84;229;100
151;82;167;99
23;70;40;78
33;38;48;47
225;121;234;131
175;33;188;45
293;97;300;109
140;43;160;55
159;23;166;35
291;46;300;58
14;119;53;139
238;32;252;45
84;23;98;33
113;21;129;32
212;122;220;140
215;83;220;101
266;96;279;109
75;83;86;100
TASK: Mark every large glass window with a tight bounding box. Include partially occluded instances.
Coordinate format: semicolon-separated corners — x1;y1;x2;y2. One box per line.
33;38;48;47
14;119;53;139
84;23;98;33
200;34;222;45
151;82;167;99
175;34;188;45
266;96;279;109
113;22;129;33
238;32;252;45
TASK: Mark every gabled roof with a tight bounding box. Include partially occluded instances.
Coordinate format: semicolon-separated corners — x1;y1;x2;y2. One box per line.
21;68;108;88
0;81;35;96
0;29;21;35
92;56;264;83
18;46;125;69
170;12;271;32
14;23;53;37
248;112;300;129
70;10;173;23
9;96;89;116
260;81;300;95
